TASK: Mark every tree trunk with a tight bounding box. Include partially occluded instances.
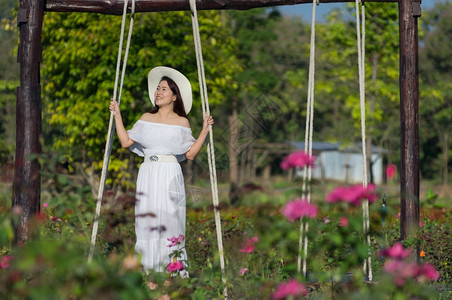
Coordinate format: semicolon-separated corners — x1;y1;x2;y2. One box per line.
442;132;449;186
366;52;379;184
228;99;240;205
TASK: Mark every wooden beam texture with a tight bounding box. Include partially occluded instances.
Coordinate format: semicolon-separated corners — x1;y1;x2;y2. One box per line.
13;0;44;243
45;0;398;15
399;0;420;247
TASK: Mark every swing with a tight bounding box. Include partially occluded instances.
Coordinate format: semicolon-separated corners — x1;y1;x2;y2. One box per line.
87;0;228;295
298;0;373;281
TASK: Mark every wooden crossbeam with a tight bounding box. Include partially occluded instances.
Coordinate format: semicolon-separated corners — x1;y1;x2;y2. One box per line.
45;0;398;15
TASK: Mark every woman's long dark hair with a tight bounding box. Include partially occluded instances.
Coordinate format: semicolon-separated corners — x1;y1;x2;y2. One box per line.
150;76;188;119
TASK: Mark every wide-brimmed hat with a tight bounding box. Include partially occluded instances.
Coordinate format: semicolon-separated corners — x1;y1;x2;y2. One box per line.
147;66;192;114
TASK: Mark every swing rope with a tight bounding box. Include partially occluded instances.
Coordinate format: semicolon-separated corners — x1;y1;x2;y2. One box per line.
298;0;317;276
189;0;228;296
355;0;373;281
88;0;136;263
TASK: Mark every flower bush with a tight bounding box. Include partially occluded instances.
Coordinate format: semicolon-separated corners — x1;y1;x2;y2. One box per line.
0;151;449;299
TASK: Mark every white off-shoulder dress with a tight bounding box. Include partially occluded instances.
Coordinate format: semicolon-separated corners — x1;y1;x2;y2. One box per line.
127;120;196;275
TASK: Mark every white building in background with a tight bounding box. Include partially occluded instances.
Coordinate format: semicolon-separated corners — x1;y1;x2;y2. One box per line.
289;141;389;185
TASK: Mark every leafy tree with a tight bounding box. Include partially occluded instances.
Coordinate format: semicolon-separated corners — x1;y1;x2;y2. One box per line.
313;3;400;182
222;8;314;202
0;0;19;163
419;1;452;184
41;10;240;191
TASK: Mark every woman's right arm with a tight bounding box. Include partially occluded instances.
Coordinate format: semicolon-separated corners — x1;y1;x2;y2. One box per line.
109;99;135;148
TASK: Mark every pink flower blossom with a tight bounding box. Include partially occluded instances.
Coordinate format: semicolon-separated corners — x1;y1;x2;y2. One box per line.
339;216;349;227
397;212;401;219
384;260;419;287
419;221;425;227
280;151;316;170
326;184;378;206
42;202;49;208
51;216;62;222
282;198;317;222
272;279;309;299
167;261;184;272
384;260;439;286
240;268;248;276
240;236;259;253
167;234;184;248
0;255;14;269
386;164;397;180
418;263;440;281
324;217;330;223
380;243;412;260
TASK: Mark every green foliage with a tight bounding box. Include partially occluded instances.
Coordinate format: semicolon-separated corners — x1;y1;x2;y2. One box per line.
2;172;449;299
41;10;241;188
419;2;452;181
314;3;400;152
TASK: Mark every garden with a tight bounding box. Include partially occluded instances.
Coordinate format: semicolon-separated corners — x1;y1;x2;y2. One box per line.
1;152;450;299
1;1;452;299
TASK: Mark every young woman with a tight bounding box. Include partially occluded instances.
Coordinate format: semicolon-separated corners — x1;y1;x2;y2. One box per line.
109;66;213;277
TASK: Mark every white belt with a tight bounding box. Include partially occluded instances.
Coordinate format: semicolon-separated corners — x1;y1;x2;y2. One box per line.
144;155;177;163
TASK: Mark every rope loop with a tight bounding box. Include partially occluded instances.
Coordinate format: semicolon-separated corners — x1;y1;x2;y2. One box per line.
88;0;135;263
355;0;373;281
189;0;227;297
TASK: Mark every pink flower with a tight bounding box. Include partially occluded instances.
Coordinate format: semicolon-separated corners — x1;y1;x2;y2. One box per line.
240;267;248;276
324;217;330;223
380;243;412;260
419;221;425;227
397;212;401;219
280;151;316;170
272;279;309;299
167;261;184;272
0;255;14;269
167;234;184;248
418;263;440;281
326;184;378;206
282;198;317;222
339;216;349;227
386;164;397;180
384;260;419;287
42;202;49;208
240;236;259;253
51;216;62;222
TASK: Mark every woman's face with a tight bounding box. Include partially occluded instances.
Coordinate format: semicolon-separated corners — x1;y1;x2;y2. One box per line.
155;80;176;108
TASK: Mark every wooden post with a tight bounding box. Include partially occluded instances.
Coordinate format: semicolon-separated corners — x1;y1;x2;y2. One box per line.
13;0;44;243
399;0;420;249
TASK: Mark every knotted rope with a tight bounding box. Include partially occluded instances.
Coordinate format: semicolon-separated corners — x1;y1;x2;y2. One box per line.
88;0;135;263
189;0;227;296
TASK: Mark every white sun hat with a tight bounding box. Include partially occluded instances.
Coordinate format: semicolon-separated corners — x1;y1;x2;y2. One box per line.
147;66;193;114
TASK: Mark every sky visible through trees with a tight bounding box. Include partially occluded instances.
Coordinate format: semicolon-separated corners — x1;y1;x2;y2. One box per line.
277;0;437;22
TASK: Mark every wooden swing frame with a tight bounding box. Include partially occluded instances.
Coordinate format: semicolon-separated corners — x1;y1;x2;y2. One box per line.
13;0;421;254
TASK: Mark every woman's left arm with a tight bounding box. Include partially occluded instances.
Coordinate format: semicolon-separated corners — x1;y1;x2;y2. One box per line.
185;115;214;160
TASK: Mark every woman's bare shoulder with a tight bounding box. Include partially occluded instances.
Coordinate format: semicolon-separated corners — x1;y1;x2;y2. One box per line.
139;113;156;122
174;116;191;128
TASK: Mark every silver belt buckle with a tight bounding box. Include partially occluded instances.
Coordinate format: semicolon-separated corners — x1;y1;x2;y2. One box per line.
149;155;159;162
